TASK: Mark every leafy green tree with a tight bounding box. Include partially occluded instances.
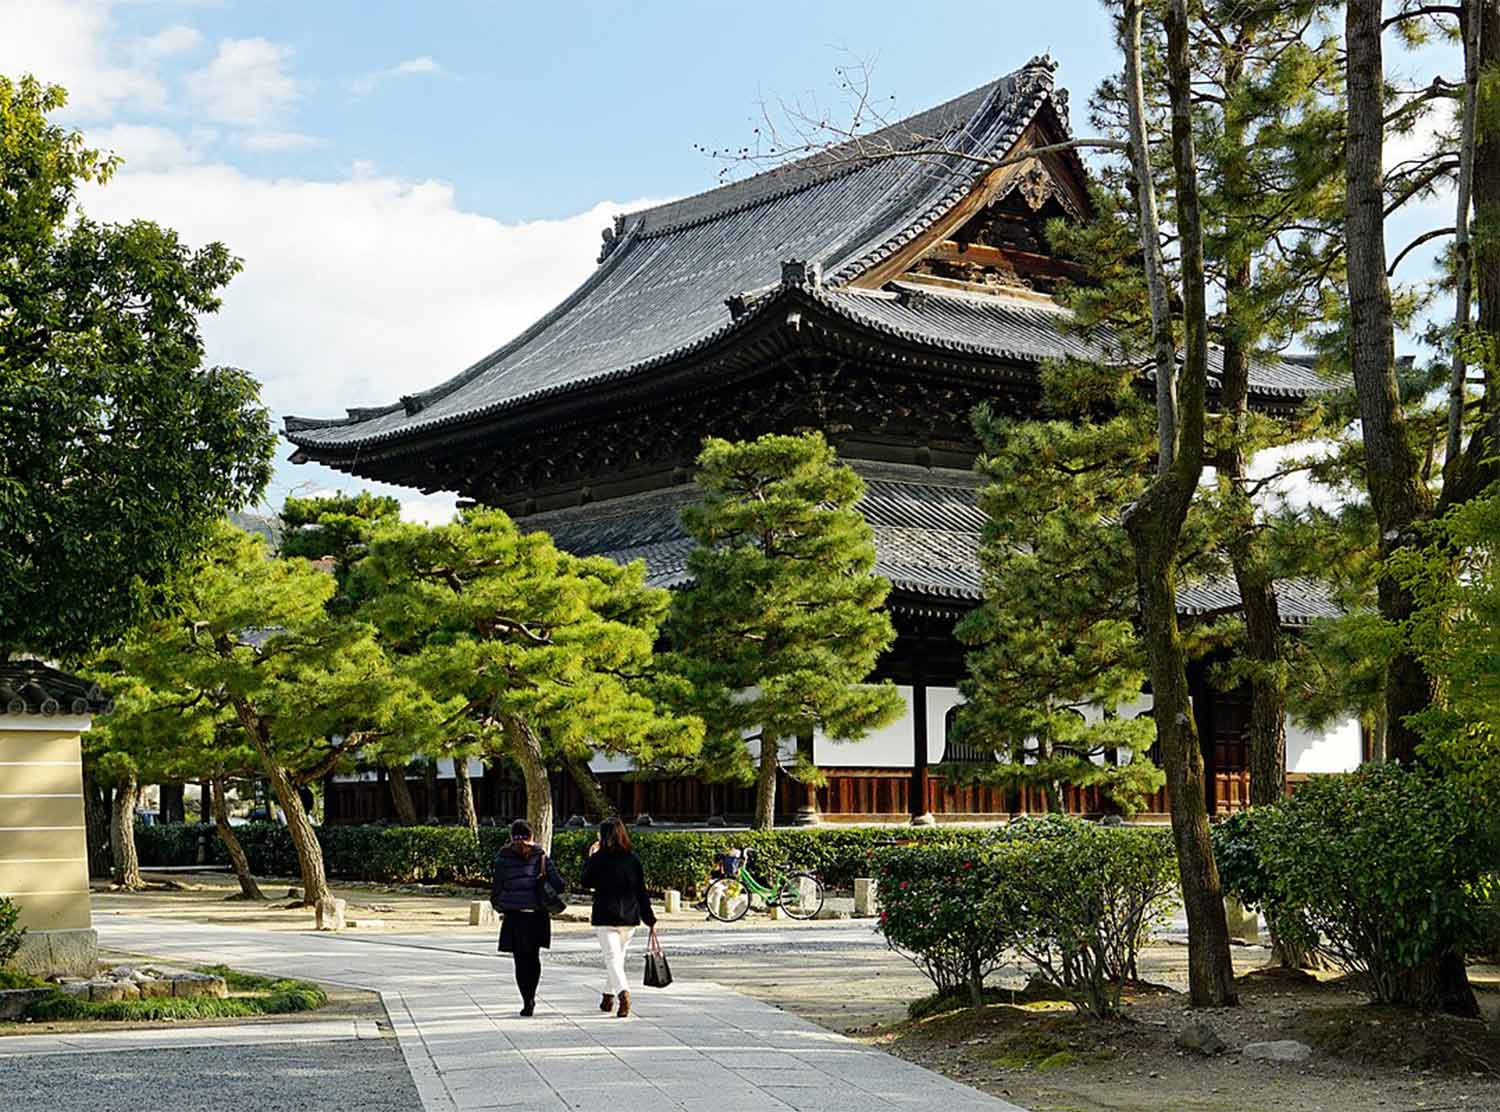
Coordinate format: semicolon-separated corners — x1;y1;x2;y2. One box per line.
668;433;903;830
1392;483;1500;792
0;76;273;660
84;658;268;900
279;492;426;820
104;525;448;903
956;384;1165;813
359;510;701;852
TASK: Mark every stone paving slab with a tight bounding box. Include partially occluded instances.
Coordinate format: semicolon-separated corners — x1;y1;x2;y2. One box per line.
92;915;1027;1112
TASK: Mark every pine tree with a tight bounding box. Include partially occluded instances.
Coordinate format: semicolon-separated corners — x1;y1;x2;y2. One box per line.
359;509;701;852
668;433;904;830
100;525;448;904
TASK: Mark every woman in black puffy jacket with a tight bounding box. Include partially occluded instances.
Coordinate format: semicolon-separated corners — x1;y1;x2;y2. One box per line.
580;816;656;1018
490;819;565;1017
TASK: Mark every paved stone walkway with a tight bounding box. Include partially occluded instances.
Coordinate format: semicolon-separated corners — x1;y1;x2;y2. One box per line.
94;915;1026;1112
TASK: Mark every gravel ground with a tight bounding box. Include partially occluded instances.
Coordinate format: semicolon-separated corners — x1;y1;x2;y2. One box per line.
2;1038;423;1112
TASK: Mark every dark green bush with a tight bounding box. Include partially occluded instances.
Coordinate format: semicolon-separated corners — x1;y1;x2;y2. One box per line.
873;842;1010;1006
0;896;25;968
1004;821;1178;1018
133;820;989;893
873;818;1178;1019
1219;765;1498;1008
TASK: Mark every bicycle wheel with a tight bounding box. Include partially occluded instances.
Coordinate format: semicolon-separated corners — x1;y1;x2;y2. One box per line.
778;872;824;920
704;877;751;922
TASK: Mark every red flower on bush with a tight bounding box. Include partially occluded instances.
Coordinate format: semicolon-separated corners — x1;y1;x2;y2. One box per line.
879;911;888;922
963;861;973;869
899;880;909;889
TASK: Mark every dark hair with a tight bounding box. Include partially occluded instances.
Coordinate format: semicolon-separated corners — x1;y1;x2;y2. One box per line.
598;816;631;855
510;818;535;857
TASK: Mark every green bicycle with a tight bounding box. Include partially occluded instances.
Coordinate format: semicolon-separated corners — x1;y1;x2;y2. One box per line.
703;849;825;922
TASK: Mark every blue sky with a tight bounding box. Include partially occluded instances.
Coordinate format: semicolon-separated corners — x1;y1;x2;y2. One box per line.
3;2;1456;520
95;1;1122;221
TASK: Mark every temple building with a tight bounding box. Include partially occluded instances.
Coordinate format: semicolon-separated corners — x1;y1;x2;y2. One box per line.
286;57;1360;826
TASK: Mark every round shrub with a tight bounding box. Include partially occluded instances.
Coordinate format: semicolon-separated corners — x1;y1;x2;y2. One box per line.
1227;765;1497;1009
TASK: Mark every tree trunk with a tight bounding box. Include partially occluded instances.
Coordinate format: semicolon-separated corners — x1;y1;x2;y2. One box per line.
1345;0;1437;766
1215;51;1288;811
110;774;144;890
563;750;616;820
386;762;418;825
210;777;264;901
454;758;479;836
505;716;554;854
1446;0;1481;472
1119;0;1239;1009
1123;0;1178;473
753;736;779;830
235;703;329;904
82;764;112;880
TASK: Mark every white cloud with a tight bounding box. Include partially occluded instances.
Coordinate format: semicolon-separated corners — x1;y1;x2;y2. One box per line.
0;0;168;118
351;54;443;97
86;122;204;168
133;23;201;60
79;160;662;505
241;129;323;152
184;37;300;127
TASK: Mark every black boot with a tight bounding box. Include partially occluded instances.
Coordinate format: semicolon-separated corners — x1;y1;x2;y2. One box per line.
520;999;535;1017
600;993;614;1012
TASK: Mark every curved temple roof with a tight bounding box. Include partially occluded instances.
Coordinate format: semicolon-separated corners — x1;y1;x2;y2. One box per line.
285;56;1336;462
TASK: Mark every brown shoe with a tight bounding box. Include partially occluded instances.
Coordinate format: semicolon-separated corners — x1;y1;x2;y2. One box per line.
599;993;614;1013
616;990;631;1018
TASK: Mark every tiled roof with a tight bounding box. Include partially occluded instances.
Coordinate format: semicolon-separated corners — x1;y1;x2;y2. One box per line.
285;62;1049;452
288;57;1332;460
0;661;112;717
526;463;1340;622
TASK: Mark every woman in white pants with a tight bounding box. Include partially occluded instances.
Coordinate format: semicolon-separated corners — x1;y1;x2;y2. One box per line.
580;817;657;1017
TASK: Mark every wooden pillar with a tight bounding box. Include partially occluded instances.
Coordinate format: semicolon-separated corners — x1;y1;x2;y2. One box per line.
910;650;934;825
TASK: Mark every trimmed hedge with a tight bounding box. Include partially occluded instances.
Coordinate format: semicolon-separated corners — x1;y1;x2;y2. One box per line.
136;821;1000;893
874;816;1179;1018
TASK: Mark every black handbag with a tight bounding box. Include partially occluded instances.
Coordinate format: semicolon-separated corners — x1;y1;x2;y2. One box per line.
535;852;567;917
643;926;672;989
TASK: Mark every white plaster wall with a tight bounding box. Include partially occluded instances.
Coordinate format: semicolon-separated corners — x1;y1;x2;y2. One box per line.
1287;715;1363;773
927;687;965;763
814;685;914;767
588;751;636;774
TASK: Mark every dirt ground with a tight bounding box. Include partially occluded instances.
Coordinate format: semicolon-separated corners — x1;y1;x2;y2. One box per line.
93;870;1500;1112
671;939;1500;1112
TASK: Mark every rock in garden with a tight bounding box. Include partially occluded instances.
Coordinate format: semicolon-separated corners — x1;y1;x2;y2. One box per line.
1242;1039;1312;1062
1174;1021;1227;1056
172;972;229;999
89;981;127;1003
316;896;346;931
137;978;172;999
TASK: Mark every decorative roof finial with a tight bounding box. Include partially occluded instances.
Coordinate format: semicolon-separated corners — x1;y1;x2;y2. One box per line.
781;258;822;288
597;213;628;263
1017;54;1058;97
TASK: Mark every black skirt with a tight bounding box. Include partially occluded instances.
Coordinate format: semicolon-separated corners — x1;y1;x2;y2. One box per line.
498;909;551;953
